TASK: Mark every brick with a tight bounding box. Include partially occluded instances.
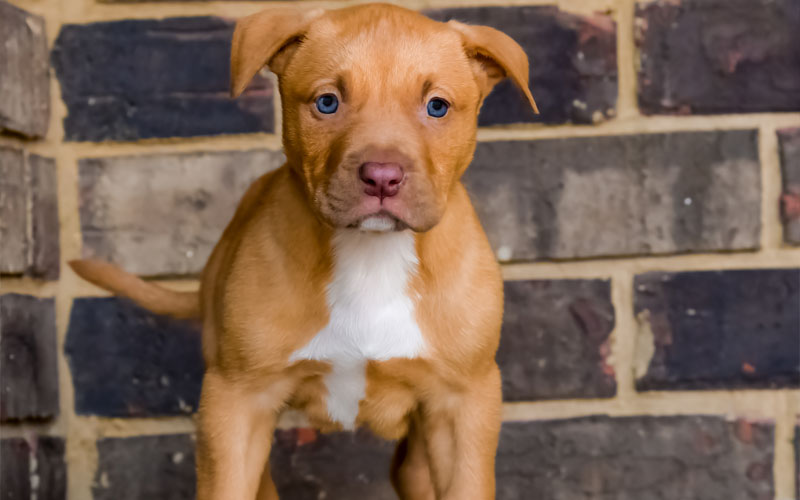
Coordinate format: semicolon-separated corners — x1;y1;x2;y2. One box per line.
78;149;284;276
0;2;49;138
779;128;800;244
637;0;800;115
497;416;774;500
426;6;617;126
93;434;195;500
0;147;60;279
0;436;66;500
65;297;203;417
0;294;59;421
464;130;760;262
52;17;274;142
91;430;397;499
634;269;800;391
498;279;615;401
271;428;396;499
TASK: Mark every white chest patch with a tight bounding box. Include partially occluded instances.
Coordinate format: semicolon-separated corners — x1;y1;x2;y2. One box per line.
289;229;426;429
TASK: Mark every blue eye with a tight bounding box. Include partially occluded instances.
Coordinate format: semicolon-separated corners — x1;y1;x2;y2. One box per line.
427;98;449;118
316;94;339;114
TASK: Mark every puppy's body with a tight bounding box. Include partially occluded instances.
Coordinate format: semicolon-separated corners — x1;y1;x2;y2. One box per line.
72;4;537;499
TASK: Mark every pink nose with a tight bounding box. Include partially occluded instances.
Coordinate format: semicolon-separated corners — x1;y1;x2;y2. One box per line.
359;163;404;200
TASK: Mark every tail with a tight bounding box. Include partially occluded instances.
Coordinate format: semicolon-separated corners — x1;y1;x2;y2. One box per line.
69;259;201;320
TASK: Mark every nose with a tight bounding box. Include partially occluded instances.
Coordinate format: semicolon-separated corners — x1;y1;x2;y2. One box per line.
359;163;404;200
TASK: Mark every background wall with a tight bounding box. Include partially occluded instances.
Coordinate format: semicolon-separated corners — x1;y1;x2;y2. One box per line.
1;0;798;498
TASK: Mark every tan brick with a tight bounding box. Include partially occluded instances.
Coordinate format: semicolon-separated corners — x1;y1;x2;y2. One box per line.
78;150;285;276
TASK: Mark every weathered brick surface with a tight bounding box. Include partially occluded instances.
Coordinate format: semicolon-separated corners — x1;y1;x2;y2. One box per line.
90;430;396;499
779;128;800;244
78;149;284;276
637;0;800;115
634;269;800;391
0;2;49;138
94;434;195;500
271;429;396;499
52;17;274;142
0;294;59;421
0;147;60;279
75;419;779;499
426;6;616;126
497;416;774;500
465;130;761;262
0;436;66;500
498;279;615;401
65;297;203;417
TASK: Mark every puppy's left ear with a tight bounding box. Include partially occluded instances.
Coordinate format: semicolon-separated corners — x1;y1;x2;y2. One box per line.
448;21;539;114
230;7;324;98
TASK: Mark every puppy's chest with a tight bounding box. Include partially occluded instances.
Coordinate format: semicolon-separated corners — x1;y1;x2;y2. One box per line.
289;230;426;429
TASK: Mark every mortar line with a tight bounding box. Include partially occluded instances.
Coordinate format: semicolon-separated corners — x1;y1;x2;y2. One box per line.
503;390;800;422
609;267;636;403
773;391;797;500
614;0;638;120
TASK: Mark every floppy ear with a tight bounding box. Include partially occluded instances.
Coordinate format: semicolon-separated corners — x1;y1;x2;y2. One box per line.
230;7;323;98
447;21;539;114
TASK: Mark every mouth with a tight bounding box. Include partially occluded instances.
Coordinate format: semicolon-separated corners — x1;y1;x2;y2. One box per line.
350;212;407;233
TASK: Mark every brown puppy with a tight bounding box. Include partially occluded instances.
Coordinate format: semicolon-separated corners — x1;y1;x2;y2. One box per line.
71;4;538;499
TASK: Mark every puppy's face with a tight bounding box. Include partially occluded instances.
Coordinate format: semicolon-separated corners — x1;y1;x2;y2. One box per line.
231;4;538;232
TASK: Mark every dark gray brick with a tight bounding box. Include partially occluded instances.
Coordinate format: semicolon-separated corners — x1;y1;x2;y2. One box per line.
0;2;49;138
497;416;774;500
426;6;617;126
0;147;60;279
465;130;761;262
0;294;59;421
779;128;800;244
91;430;397;500
271;428;396;499
78;149;284;277
499;279;615;401
52;17;274;142
634;269;800;391
0;436;66;500
65;297;203;417
94;434;195;500
637;0;800;115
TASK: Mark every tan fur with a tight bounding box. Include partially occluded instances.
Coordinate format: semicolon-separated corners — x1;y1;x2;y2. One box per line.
70;4;538;499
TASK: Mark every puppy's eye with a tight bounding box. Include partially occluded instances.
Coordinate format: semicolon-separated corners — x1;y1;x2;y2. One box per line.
316;94;339;114
427;98;449;118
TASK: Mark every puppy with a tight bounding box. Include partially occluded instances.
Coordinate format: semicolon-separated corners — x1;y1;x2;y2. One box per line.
71;4;538;499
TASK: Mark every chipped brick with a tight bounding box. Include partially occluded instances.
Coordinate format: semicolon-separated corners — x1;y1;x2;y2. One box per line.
499;279;616;401
52;17;274;141
634;269;800;390
637;0;800;114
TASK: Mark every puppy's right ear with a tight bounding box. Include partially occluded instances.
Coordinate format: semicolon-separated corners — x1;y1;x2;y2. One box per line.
230;7;323;98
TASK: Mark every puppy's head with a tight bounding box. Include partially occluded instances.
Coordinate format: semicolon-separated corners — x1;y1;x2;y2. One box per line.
231;4;538;232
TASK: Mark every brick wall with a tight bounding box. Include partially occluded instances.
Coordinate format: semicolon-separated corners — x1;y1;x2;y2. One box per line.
0;0;798;498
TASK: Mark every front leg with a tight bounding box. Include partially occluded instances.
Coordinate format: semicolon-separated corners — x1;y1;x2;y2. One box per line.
421;363;503;500
196;370;293;500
